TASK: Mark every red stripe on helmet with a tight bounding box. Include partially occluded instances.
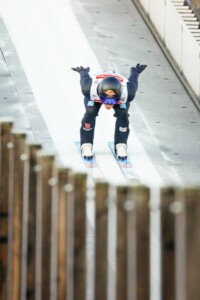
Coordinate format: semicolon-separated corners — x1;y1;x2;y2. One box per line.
96;74;124;82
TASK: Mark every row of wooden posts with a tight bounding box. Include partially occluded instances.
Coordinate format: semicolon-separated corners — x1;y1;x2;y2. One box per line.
0;120;200;300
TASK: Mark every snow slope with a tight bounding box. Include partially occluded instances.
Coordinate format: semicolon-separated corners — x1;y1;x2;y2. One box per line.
0;0;165;187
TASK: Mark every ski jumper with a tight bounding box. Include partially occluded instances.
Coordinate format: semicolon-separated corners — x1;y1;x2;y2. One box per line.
79;69;139;148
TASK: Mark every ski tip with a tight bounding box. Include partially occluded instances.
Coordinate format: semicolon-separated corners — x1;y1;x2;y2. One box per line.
118;158;132;168
83;157;97;168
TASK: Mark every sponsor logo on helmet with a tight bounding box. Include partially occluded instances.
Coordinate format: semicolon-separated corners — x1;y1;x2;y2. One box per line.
96;74;124;82
119;127;127;132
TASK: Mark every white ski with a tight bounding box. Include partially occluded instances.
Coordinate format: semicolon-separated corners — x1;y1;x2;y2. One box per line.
108;142;139;183
75;142;104;180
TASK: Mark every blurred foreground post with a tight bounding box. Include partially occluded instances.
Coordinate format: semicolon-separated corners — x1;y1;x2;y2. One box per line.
116;186;150;300
26;144;42;299
116;186;130;300
0;120;13;299
182;188;200;299
95;182;109;300
37;154;56;300
11;133;28;300
161;188;200;300
57;168;73;300
160;188;176;300
73;173;87;300
133;186;150;300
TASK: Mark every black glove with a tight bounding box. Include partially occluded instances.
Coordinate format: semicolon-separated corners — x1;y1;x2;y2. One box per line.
71;66;90;73
131;64;147;73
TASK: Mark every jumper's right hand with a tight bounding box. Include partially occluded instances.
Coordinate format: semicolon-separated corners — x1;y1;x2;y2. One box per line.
71;66;90;73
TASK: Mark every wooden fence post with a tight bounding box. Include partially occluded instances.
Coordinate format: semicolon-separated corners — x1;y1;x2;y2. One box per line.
116;186;129;300
94;182;109;300
0;120;13;299
161;188;200;299
10;133;28;300
57;168;73;300
182;188;200;299
73;173;87;300
133;186;150;300
26;144;42;300
160;188;176;300
37;154;57;300
116;185;150;300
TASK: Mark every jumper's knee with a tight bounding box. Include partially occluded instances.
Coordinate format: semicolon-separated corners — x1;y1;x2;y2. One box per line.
81;108;98;128
114;109;129;117
85;107;99;118
115;110;129;122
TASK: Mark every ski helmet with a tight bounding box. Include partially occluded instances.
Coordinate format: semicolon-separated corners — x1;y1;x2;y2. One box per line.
97;76;122;105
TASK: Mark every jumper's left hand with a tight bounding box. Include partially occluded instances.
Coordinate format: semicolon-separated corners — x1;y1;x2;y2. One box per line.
131;64;147;73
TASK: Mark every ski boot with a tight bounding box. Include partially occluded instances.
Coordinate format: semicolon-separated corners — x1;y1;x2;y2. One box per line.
116;143;127;161
81;143;93;160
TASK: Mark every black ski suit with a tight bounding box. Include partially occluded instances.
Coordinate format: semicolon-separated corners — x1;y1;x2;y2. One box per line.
79;68;140;148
